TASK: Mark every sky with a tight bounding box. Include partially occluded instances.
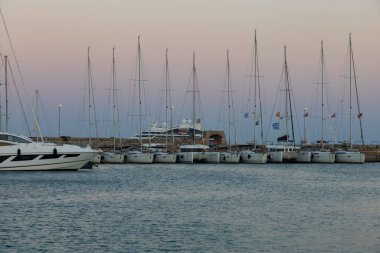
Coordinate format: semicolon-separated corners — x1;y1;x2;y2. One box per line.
0;0;379;145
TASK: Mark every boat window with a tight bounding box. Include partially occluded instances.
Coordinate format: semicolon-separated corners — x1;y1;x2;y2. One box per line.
12;155;39;161
40;154;61;159
0;134;32;143
0;155;11;163
64;154;80;158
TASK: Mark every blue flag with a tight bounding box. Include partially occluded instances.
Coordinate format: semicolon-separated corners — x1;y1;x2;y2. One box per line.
272;122;280;130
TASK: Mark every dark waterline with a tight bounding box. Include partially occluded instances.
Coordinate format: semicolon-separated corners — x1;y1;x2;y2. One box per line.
1;163;380;252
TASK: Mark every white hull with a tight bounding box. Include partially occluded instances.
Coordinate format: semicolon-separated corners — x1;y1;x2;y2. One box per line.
126;151;154;164
240;150;268;164
194;152;220;163
311;151;335;163
154;152;177;163
267;151;283;163
92;152;102;164
176;152;194;163
0;143;97;171
220;151;240;163
282;151;298;162
335;151;365;163
101;151;126;164
295;150;311;163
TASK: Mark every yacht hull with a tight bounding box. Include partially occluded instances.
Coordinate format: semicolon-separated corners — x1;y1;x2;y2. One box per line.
267;151;283;163
335;151;365;163
240;150;268;164
296;150;311;163
0;144;97;171
126;152;154;164
101;151;126;164
176;152;194;163
154;152;177;163
220;152;240;163
311;151;335;163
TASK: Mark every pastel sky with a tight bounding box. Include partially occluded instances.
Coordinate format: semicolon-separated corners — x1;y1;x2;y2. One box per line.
0;0;379;144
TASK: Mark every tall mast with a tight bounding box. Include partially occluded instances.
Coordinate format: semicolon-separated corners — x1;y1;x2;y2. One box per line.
284;46;295;146
165;49;169;149
87;47;92;146
4;55;8;132
192;52;196;144
350;35;365;146
112;47;116;150
349;33;353;149
321;41;325;149
253;33;257;148
284;47;289;143
226;49;231;147
138;36;143;149
35;90;40;141
255;30;264;146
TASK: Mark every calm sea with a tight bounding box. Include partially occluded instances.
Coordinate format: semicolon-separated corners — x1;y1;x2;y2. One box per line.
1;163;379;252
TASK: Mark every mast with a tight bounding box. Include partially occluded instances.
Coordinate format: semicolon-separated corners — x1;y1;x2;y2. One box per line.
138;36;143;149
284;46;295;146
321;41;325;149
226;49;231;148
87;47;92;146
192;52;196;144
35;90;40;141
253;33;257;148
165;49;169;149
112;47;116;150
255;31;264;146
350;35;365;146
349;33;353;149
4;55;8;132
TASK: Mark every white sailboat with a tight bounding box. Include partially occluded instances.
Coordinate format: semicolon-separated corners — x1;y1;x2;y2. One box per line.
154;49;177;163
267;46;310;163
240;30;268;164
101;47;126;163
335;34;365;164
310;41;335;163
126;36;154;164
176;52;220;163
220;50;240;163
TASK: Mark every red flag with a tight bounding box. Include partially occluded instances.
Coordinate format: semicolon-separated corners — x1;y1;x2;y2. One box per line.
276;112;281;118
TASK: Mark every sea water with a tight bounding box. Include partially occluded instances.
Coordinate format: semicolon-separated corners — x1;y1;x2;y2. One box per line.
1;163;379;252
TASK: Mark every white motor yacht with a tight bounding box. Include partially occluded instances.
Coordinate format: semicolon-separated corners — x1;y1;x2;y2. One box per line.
0;132;97;171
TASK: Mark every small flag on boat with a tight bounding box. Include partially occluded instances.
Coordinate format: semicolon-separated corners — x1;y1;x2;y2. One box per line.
272;122;280;130
357;113;363;118
331;113;336;118
243;112;249;118
276;111;281;118
255;120;259;125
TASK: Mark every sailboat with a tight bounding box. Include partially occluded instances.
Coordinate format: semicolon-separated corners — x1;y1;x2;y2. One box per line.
176;52;220;163
101;47;126;163
310;41;335;163
240;30;268;164
267;46;310;163
220;50;240;163
126;36;154;164
154;49;177;163
335;34;365;163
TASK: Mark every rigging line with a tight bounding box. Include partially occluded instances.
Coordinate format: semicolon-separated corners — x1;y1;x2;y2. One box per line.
0;7;42;140
350;45;364;146
8;63;32;136
265;63;285;144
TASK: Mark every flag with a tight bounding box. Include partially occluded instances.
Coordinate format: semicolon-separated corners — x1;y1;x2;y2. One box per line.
255;120;259;125
272;122;280;130
243;112;249;118
304;112;308;117
331;113;336;118
357;113;363;118
276;111;281;118
196;118;201;123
